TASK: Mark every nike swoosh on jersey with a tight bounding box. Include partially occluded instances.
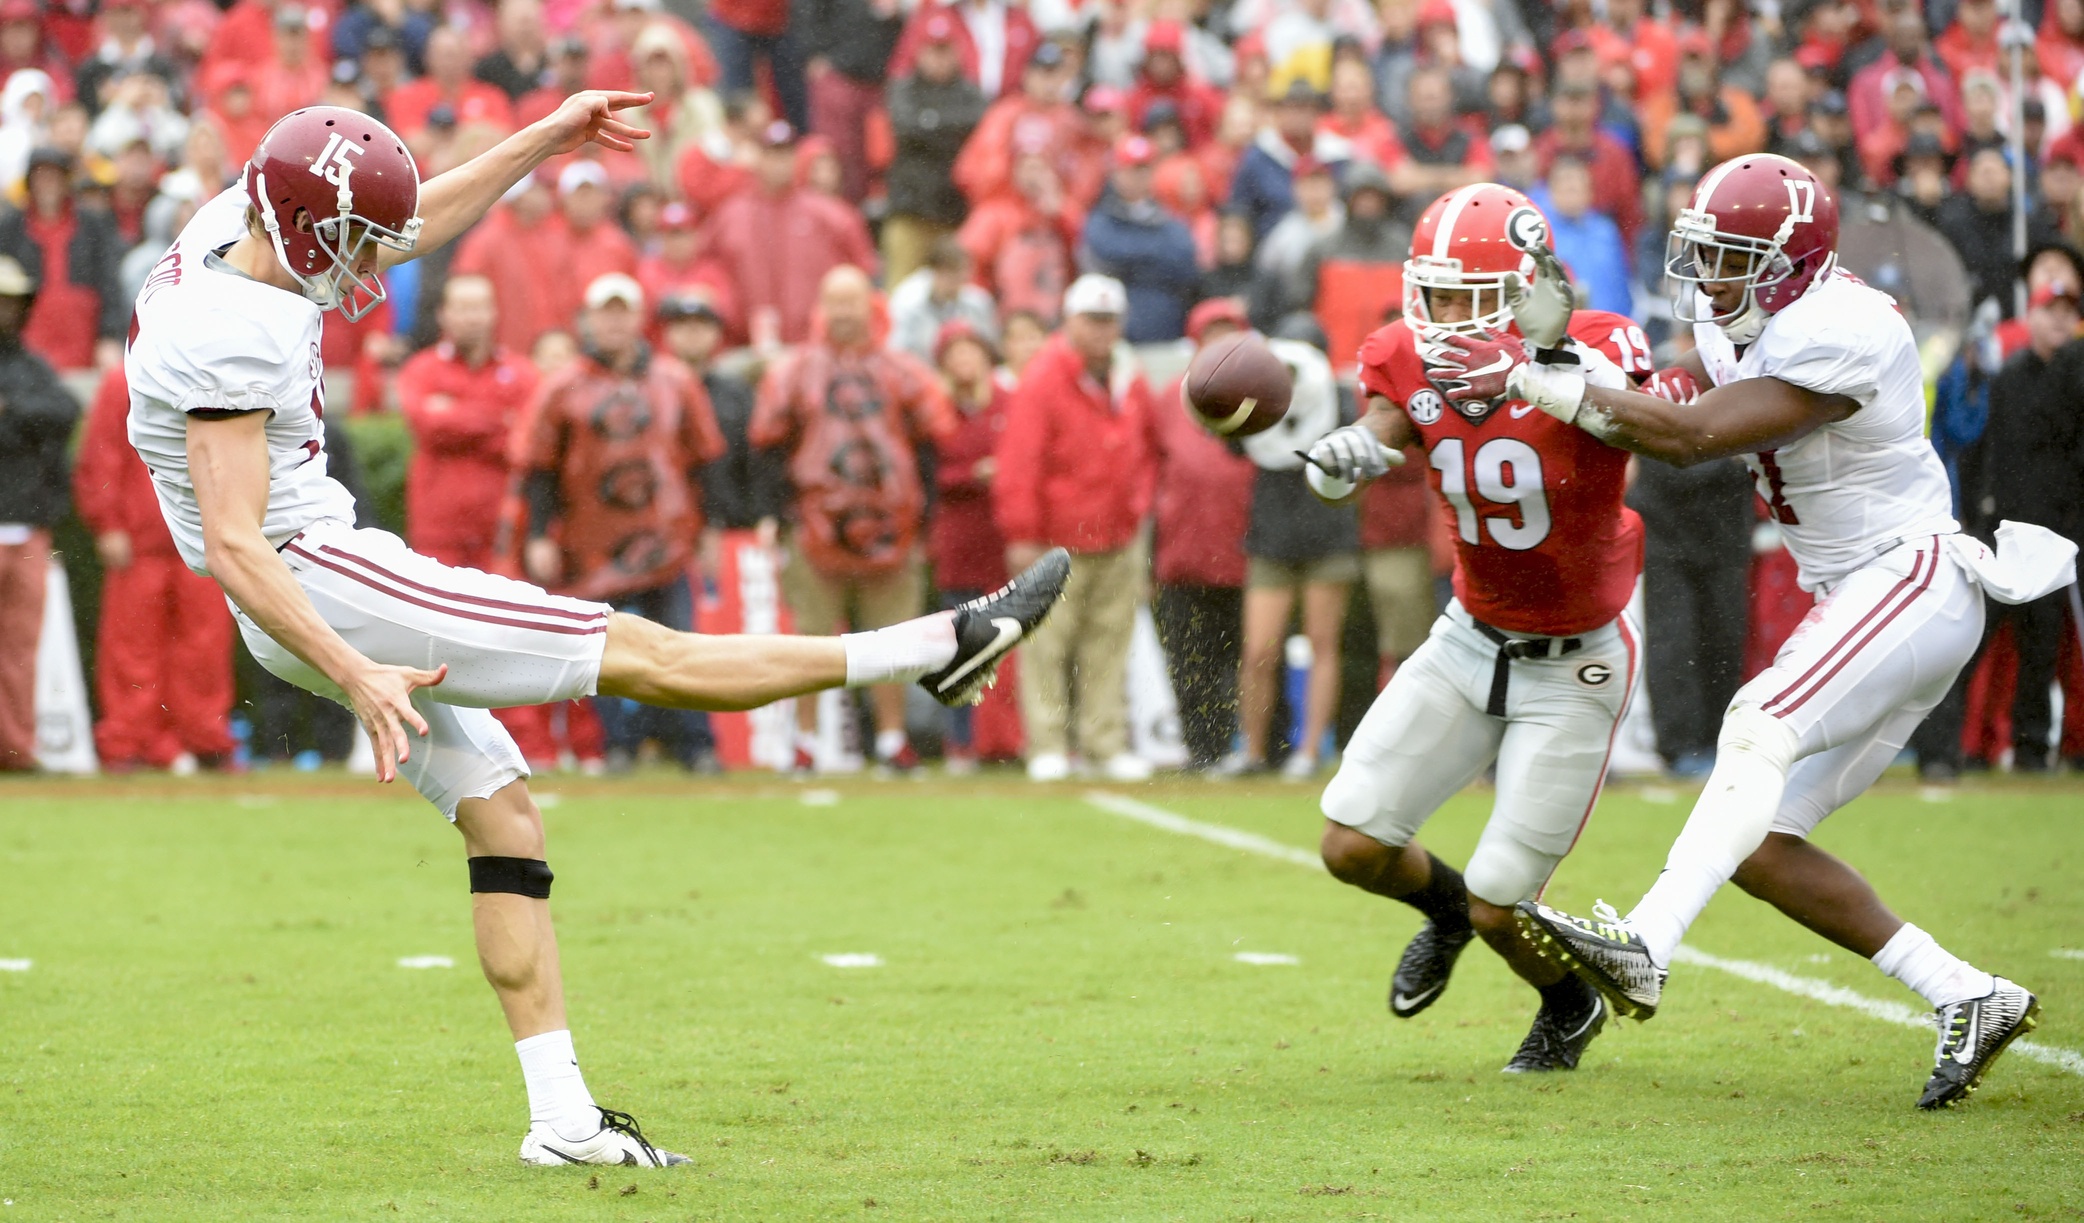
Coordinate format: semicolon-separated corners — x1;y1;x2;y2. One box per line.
1510;403;1535;418
1392;983;1445;1012
934;617;1022;693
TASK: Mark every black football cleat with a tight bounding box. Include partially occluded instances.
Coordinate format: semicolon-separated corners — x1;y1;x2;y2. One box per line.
920;548;1071;707
1389;919;1477;1018
1515;899;1667;1020
1503;981;1608;1073
1918;978;2040;1110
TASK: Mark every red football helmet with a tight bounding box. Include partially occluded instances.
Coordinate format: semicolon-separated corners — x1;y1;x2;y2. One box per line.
244;106;422;321
1404;183;1552;341
1664;153;1838;342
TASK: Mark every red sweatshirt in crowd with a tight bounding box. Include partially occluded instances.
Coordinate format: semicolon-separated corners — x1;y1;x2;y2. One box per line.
993;334;1154;554
1147;374;1253;588
395;341;540;567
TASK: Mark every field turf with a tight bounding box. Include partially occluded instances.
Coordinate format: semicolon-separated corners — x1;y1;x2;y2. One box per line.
2;771;2081;1221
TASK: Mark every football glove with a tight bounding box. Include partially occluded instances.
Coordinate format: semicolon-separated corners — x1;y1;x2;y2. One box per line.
1505;357;1589;426
1644;367;1703;404
1304;423;1404;486
1421;330;1528;407
1505;240;1575;354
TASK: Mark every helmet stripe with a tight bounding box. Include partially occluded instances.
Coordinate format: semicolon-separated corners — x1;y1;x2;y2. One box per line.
1430;185;1478;260
1692;156;1744;219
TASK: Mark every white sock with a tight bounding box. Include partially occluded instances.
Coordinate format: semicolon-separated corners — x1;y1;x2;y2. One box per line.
1872;923;1996;1010
1630;707;1799;967
841;612;957;686
875;728;909;760
516;1029;599;1141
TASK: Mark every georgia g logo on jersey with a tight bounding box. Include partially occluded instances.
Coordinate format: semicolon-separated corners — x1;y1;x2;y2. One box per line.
1406;387;1445;425
309;132;364;189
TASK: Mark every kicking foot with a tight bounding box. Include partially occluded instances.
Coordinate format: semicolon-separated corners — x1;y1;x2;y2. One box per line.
1515;900;1667;1020
1918;978;2040;1110
1389;919;1476;1018
1503;981;1608;1073
920;549;1071;707
518;1108;691;1167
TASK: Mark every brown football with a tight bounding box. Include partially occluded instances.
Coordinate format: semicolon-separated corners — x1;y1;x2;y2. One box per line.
1184;332;1292;436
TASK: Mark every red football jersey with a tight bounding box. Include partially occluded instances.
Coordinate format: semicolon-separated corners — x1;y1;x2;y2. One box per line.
1356;311;1649;636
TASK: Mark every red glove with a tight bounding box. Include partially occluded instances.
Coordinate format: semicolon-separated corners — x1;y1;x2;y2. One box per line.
1421;330;1528;406
1644;367;1703;404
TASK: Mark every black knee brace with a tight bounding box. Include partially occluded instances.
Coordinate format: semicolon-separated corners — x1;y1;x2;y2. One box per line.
468;856;554;898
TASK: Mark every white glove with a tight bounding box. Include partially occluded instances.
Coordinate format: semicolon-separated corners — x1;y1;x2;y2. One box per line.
1505;237;1574;353
1505;358;1588;425
1305;423;1404;485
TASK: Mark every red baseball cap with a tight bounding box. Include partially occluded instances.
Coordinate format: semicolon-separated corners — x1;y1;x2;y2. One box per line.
0;0;38;23
1115;134;1156;167
922;12;956;44
1084;83;1128;114
2030;282;2080;309
1186;296;1249;343
1552;29;1594;57
1416;0;1456;28
1676;28;1713;58
1144;19;1184;53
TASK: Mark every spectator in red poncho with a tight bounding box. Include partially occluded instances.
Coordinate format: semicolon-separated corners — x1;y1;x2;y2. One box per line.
72;366;238;772
1146;297;1256;770
2040;0;2084;86
673;89;760;220
554;158;640;315
638;201;741;340
1321;55;1401;170
0;0;74;102
199;64;272;165
702;0;807;130
703;120;877;346
201;0;323;85
1127;20;1224;148
928;319;1016;771
953;41;1081;207
6;149;122;372
451;174;574;356
1640;30;1767;171
390;25;515;139
1534;81;1641;244
889;0;1041;101
959;148;1080;321
1851;6;1966;139
1586;0;1677;103
255;5;330;123
1937;0;2003;81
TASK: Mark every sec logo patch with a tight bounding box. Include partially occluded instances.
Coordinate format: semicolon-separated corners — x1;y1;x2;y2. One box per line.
1406;387;1444;425
1576;661;1614;688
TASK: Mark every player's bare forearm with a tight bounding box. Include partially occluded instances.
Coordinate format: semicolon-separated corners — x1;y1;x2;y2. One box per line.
187;415;371;685
1572;376;1857;468
396;90;654;262
1362;395;1419;452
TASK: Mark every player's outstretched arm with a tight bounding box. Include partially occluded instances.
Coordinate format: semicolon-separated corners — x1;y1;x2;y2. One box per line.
187;413;447;782
389;90;654;265
1510;366;1858;467
1302;395;1414;505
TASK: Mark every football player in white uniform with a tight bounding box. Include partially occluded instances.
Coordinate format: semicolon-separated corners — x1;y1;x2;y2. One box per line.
1505;153;2077;1108
125;100;1068;1164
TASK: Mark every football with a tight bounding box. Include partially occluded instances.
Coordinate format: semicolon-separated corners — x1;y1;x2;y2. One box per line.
1184;332;1293;436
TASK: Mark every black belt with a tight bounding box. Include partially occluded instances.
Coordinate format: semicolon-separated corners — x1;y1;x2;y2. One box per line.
1470;620;1583;717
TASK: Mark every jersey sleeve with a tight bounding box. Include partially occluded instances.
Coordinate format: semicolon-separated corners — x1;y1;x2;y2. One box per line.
1354;322;1407;403
1750;307;1885;405
1568;310;1655;382
140;307;306;417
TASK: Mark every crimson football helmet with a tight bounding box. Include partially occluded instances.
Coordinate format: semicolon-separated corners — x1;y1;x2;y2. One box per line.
1665;153;1838;343
1404;183;1552;341
244;106;422;321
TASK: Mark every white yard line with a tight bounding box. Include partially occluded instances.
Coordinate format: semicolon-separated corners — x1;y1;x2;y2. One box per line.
1080;790;2084;1079
0;959;29;972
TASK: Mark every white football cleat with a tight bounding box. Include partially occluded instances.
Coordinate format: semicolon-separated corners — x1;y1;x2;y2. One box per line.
518;1108;690;1167
1101;752;1153;782
1027;752;1072;782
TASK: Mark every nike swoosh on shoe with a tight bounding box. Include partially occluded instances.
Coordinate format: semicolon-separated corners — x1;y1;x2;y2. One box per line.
1392;984;1444;1012
934;617;1022;695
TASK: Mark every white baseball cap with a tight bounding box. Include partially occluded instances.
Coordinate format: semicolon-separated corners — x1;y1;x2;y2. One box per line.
557;159;610;195
1062;273;1128;318
584;272;644;311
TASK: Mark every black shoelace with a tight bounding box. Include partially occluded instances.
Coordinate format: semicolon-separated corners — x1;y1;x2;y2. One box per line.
597;1108;663;1164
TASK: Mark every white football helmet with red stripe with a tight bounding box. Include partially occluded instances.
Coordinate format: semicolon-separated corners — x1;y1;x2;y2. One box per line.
1404;183;1552;342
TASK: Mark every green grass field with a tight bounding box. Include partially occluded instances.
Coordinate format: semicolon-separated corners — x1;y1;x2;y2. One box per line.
2;771;2081;1221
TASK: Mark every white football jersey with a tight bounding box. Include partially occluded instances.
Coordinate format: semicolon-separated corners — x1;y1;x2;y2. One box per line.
126;185;357;576
1693;271;1957;591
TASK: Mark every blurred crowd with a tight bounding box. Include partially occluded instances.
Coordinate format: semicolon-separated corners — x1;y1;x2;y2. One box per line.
0;0;2081;781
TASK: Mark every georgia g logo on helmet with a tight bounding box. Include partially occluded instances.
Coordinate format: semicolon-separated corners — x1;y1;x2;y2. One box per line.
1504;206;1548;255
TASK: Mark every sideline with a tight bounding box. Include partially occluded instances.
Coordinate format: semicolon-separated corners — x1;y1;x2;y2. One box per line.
1081;789;2084;1080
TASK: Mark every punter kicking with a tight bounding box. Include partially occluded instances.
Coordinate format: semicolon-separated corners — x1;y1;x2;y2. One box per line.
1505;153;2076;1108
125;98;1066;1165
